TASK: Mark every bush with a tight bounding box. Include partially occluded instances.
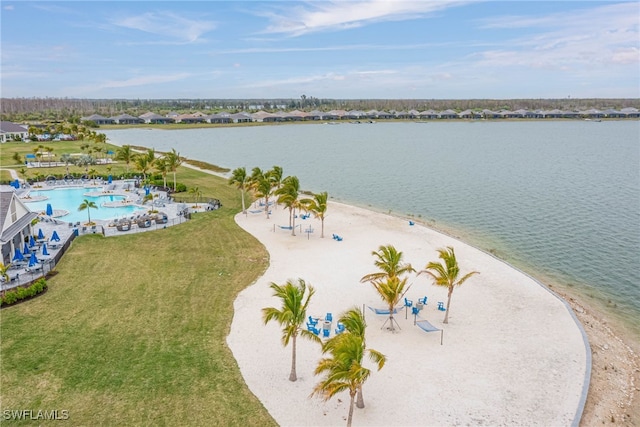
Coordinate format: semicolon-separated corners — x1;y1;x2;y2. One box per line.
0;279;47;307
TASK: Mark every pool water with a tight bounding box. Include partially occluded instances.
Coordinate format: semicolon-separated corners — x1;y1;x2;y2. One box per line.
25;187;146;223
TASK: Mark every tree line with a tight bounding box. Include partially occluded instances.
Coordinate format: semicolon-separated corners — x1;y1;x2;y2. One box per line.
2;97;638;122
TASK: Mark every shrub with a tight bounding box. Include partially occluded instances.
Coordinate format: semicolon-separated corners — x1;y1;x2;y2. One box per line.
0;279;48;307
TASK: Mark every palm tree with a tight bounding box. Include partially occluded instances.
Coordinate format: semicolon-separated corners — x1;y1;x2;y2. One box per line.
189;186;202;207
45;146;54;167
0;262;11;282
262;278;321;381
164;148;183;191
301;191;328;238
250;168;274;219
60;153;74;175
360;245;415;331
311;331;385;427
155;157;169;188
360;244;415;284
116;145;134;173
275;176;300;235
134;154;151;181
12;152;22;165
88;168;98;185
334;307;382;408
419;246;479;324
228;167;249;214
78;199;98;225
269;165;284;192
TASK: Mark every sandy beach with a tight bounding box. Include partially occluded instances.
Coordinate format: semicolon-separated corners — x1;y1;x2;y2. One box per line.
227;201;591;426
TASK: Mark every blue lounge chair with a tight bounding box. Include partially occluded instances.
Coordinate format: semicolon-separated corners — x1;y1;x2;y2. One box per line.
322;329;330;338
418;296;428;305
308;316;318;326
335;323;345;334
437;301;446;311
307;324;320;335
409;220;415;226
325;312;333;322
404;298;413;307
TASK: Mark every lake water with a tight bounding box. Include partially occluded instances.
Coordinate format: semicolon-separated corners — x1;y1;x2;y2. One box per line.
104;121;640;335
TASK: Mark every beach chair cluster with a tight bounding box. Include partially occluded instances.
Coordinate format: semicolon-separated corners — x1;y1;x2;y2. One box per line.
307;313;340;338
332;234;343;241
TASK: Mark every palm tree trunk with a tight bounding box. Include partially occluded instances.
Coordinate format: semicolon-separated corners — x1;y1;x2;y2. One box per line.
173;172;177;191
356;385;365;408
289;335;297;382
444;287;454;324
241;188;246;214
321;218;325;238
291;208;296;236
347;392;355;427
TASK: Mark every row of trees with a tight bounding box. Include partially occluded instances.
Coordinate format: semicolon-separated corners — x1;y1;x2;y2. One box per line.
228;166;329;238
261;244;478;426
3;97;639;122
115;145;183;191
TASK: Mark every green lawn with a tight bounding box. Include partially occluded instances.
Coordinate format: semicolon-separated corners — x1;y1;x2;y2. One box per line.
0;141;277;426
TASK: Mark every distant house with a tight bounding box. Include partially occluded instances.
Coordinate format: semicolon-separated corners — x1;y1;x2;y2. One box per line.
0;188;39;266
438;109;458;119
229;113;253;123
139;112;174;124
0;121;28;143
621;107;640;118
417;110;438;120
81;114;114;125
110;114;143;125
579;109;604;119
174;114;205;124
251;111;280;122
205;113;232;124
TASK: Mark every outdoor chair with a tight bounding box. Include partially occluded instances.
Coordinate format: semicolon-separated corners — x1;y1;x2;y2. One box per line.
437;301;446;311
323;329;330;338
308;316;318;326
325;312;333;322
404;298;413;307
418;296;428;305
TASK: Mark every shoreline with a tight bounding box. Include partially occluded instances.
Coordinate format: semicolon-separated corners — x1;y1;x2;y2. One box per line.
228;200;591;426
101;138;640;423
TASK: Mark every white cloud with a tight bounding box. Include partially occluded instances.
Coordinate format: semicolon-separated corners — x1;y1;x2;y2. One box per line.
98;73;192;89
258;0;469;36
471;2;640;71
111;12;216;43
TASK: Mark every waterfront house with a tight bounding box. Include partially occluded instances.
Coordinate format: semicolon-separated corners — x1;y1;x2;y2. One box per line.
0;122;29;143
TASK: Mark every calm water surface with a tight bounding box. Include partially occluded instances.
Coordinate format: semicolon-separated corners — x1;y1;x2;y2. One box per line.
104;121;640;334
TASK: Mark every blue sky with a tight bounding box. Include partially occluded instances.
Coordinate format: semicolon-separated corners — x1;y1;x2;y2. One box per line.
1;1;639;99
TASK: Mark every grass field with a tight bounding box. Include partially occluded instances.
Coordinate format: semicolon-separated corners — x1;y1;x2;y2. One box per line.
0;141;277;425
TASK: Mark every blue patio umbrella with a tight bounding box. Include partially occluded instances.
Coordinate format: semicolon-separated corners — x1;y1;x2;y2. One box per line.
38;228;45;240
42;244;50;256
145;186;150;196
23;242;30;255
28;252;39;267
108;175;113;184
51;230;61;242
12;248;24;262
46;203;53;216
29;235;36;247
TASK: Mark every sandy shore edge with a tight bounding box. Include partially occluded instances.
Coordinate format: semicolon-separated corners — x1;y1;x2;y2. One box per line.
227;200;597;426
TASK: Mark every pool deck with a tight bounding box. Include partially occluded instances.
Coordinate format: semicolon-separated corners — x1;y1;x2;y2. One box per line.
2;179;213;292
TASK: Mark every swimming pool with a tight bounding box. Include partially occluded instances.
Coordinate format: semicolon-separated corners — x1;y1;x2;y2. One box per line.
24;187;146;223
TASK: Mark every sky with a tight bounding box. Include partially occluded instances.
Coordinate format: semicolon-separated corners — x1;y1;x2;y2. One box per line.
1;1;639;100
